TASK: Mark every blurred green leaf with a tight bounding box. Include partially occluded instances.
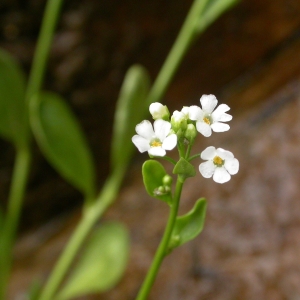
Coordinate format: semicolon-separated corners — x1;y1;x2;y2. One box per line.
29;92;95;198
0;48;29;148
173;157;196;182
168;198;207;252
56;222;130;300
111;64;150;172
142;160;172;204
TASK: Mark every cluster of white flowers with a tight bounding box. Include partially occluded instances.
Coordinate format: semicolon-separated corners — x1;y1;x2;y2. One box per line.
132;94;239;184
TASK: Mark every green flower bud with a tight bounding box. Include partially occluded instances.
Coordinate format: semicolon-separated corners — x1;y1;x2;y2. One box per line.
162;174;172;186
171;110;187;132
184;123;197;144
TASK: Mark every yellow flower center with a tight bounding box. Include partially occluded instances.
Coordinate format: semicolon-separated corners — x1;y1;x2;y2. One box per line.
203;116;211;125
150;139;162;148
213;156;224;167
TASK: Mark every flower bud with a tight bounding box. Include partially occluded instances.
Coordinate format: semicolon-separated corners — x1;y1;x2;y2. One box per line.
184;123;197;144
149;102;170;120
162;174;172;186
171;110;187;132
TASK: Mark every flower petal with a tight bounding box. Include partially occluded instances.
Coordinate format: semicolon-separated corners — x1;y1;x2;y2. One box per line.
200;94;218;113
162;134;177;150
224;158;239;175
216;148;234;160
211;103;230;118
153;119;171;140
189;105;203;121
132;135;150;153
201;146;216;160
148;147;166;157
196;121;212;137
213;167;231;183
199;161;215;178
135;120;154;139
210;122;230;132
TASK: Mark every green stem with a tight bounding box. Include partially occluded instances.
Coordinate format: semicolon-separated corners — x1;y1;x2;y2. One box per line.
185;144;192;159
38;168;125;300
135;177;184;300
0;147;31;300
146;0;209;106
156;155;177;165
26;0;64;102
188;153;201;162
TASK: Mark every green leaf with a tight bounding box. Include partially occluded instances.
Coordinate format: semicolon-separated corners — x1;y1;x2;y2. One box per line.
56;222;130;300
0;48;29;148
173;157;196;181
111;64;150;172
29;92;95;199
142;160;172;204
168;198;207;252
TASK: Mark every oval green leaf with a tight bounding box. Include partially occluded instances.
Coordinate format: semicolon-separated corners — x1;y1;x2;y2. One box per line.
168;198;207;252
111;64;150;172
29;92;95;198
0;48;29;148
56;222;130;300
142;160;172;204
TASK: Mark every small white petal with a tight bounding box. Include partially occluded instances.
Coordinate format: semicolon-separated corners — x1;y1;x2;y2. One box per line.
200;94;218;113
196;121;212;137
162;134;177;150
224;158;239;175
148;147;166;157
132;135;150;153
215;113;232;122
199;161;215;178
154;119;171;140
211;122;230;132
136;120;154;139
181;106;190;117
189;105;203;121
216;148;234;160
211;103;230;118
213;167;231;183
201;146;216;160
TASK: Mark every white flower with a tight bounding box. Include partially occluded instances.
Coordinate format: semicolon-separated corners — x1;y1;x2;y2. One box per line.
132;119;177;156
199;146;239;184
149;102;170;120
189;94;232;137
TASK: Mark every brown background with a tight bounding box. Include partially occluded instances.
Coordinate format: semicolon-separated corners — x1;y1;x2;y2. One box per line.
1;0;300;299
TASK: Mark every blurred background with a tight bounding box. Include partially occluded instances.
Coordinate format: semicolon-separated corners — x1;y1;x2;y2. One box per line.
1;0;300;299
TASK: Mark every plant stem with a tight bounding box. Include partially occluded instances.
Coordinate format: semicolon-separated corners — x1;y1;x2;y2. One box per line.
0;147;31;300
38;168;125;300
146;0;209;106
26;0;64;101
135;177;184;300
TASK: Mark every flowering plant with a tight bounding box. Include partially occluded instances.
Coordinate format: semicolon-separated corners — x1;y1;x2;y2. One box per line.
132;96;239;299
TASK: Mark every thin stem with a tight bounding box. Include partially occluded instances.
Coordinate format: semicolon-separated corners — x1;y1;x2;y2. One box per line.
0;147;31;300
25;0;64;102
38;168;125;300
146;0;209;106
156;155;177;165
185;144;192;159
135;177;184;300
188;153;201;162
